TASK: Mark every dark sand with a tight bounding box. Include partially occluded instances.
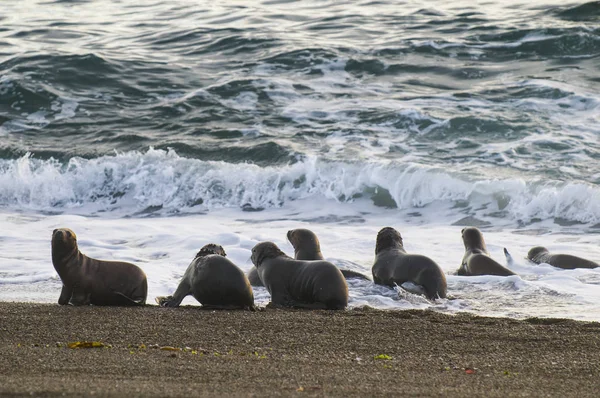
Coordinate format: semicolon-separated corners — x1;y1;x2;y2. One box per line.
1;303;599;397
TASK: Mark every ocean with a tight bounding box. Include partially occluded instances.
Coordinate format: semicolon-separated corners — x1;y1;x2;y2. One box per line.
1;0;599;320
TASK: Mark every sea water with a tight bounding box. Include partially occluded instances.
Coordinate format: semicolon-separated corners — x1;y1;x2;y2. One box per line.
1;0;599;320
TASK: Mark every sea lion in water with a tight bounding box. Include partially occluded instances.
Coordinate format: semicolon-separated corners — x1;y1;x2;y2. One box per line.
51;228;147;306
527;246;599;270
372;227;447;300
155;244;254;310
458;227;516;277
247;228;369;286
250;241;348;310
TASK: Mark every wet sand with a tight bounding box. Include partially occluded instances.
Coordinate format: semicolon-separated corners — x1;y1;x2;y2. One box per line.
1;302;599;397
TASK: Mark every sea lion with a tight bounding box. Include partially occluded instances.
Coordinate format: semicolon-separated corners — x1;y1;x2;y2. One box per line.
458;227;516;277
287;228;324;261
527;246;599;270
287;228;371;281
51;228;147;306
250;241;348;310
247;228;369;286
372;227;447;300
155;244;254;310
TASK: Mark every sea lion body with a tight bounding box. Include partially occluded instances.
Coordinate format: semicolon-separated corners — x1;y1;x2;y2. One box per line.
246;228;369;287
156;244;254;309
372;227;447;300
459;227;515;277
251;242;348;310
527;246;599;270
247;268;263;286
288;228;324;261
51;228;147;306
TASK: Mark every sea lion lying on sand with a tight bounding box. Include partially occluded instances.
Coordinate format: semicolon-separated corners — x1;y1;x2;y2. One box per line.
156;244;254;310
248;228;369;286
51;228;147;306
372;227;447;300
251;241;348;310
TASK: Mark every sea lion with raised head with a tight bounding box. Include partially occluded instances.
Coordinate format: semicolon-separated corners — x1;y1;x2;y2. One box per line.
527;246;599;270
156;244;254;310
458;227;516;276
247;228;369;286
250;241;348;310
372;227;447;300
51;228;147;306
287;228;371;281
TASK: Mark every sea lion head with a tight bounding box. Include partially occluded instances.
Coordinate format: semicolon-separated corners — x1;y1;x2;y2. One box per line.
461;227;487;252
287;228;320;252
195;243;226;258
51;228;79;262
527;246;549;261
375;227;404;254
251;242;286;267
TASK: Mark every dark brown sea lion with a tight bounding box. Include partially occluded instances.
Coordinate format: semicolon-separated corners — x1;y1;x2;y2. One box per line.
247;228;369;286
287;228;324;260
155;244;254;310
51;228;147;306
458;227;516;277
372;227;447;300
527;246;599;270
250;241;348;310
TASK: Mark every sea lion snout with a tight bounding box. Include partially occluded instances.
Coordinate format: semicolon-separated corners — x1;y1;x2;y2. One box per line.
287;230;293;241
52;228;76;242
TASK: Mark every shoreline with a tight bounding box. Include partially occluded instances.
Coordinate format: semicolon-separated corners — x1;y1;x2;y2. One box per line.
1;303;600;397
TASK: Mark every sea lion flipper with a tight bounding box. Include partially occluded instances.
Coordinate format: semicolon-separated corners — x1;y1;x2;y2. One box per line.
504;248;514;265
287;300;329;310
155;295;181;308
58;285;73;305
112;292;145;306
340;269;371;281
69;288;91;306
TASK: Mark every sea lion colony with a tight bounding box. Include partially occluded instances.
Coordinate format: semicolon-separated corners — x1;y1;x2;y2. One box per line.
50;227;597;309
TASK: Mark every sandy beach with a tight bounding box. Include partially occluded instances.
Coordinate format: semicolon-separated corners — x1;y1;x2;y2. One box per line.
0;303;599;397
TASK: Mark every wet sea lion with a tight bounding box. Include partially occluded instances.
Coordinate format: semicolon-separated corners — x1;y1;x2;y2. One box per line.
372;227;447;300
250;241;348;310
287;228;371;281
51;228;147;306
527;246;599;270
156;244;254;310
247;228;369;286
458;227;516;277
287;228;324;261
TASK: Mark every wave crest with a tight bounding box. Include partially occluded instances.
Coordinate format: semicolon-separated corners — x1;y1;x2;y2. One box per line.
1;148;599;225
